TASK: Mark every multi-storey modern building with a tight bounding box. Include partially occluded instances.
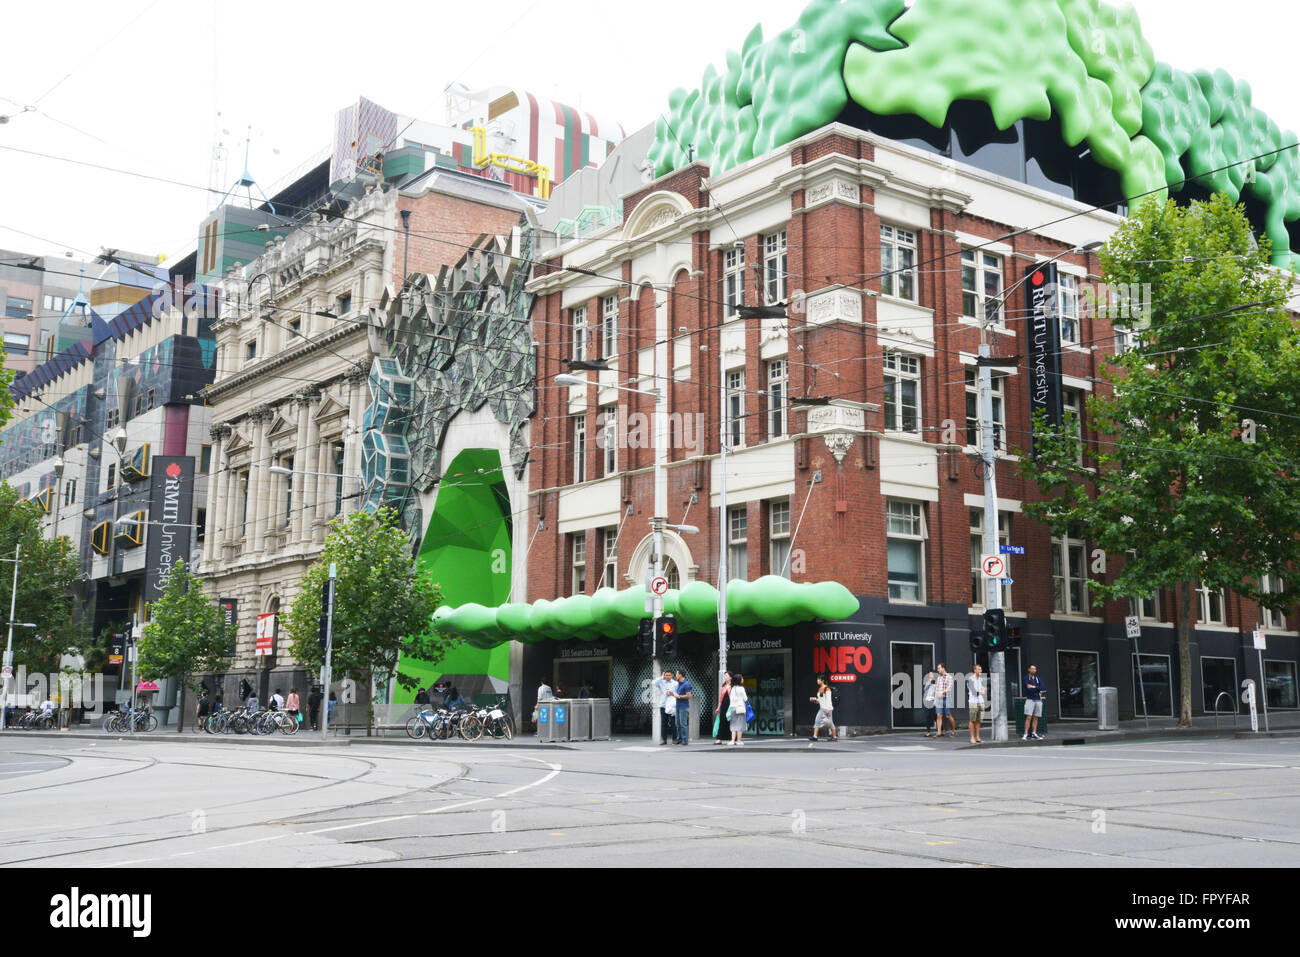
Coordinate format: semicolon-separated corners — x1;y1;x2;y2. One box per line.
433;0;1300;735
1;279;218;722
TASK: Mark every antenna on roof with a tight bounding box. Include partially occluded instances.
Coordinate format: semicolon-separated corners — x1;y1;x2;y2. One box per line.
216;125;276;213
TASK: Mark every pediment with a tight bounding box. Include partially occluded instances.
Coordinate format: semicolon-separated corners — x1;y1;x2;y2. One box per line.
623;191;693;241
224;429;252;455
313;395;349;423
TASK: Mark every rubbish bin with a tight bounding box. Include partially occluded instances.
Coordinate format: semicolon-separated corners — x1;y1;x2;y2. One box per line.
1011;698;1048;736
590;698;611;740
569;698;592;741
536;701;552;739
541;699;573;743
1097;687;1118;730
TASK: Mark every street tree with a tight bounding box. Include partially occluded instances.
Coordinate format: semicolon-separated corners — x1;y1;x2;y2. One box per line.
0;354;13;430
284;508;448;732
137;559;234;732
1020;194;1300;726
0;482;80;672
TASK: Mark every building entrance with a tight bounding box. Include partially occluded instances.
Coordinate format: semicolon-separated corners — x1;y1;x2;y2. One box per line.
721;649;791;737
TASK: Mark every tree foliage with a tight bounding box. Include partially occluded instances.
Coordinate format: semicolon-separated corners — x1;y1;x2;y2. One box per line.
285;508;448;694
138;560;233;692
0;482;80;671
1020;194;1300;725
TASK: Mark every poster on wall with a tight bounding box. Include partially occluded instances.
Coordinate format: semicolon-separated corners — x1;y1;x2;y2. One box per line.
1025;261;1064;451
143;455;195;605
255;613;275;657
799;623;876;728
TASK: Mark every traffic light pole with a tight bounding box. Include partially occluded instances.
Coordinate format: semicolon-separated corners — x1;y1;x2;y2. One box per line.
320;563;336;741
979;343;1008;743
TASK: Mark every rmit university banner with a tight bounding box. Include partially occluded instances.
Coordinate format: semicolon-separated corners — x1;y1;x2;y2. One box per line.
143;455;195;605
1025;261;1064;451
220;598;239;657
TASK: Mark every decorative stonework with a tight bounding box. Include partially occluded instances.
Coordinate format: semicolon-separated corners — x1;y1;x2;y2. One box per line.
805;404;867;465
804;289;863;326
805;177;858;209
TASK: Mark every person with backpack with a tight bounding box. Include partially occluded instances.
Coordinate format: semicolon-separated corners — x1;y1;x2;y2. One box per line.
809;675;837;742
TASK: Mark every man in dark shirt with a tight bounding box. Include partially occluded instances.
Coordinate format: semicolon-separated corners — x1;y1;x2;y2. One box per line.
1023;664;1045;740
672;669;693;745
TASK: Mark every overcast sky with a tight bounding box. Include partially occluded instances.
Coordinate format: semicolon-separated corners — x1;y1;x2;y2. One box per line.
2;0;1297;266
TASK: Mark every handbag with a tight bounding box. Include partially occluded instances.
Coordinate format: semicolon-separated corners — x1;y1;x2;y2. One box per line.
745;700;755;724
712;714;720;737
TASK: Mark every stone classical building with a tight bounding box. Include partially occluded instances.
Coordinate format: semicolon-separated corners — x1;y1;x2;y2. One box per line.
197;170;538;707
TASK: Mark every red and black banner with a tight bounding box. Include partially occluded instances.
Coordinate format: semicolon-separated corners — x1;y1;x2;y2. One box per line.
1025;261;1064;450
143;455;195;605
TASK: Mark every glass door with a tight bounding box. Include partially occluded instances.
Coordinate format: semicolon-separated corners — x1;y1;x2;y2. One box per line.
1058;650;1099;719
890;642;935;729
734;651;790;736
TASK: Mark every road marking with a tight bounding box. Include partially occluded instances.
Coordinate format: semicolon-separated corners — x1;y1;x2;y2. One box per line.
618;746;669;753
881;746;935;752
928;807;957;813
924;841;955;846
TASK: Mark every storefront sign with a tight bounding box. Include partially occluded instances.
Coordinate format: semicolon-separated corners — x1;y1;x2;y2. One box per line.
255;613;275;657
730;639;783;651
143;456;195;605
1025;261;1064;450
554;645;610;659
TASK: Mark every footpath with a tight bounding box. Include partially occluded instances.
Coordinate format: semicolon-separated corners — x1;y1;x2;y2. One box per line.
3;710;1296;752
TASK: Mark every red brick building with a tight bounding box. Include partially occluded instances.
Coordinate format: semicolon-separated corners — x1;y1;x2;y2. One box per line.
523;122;1298;735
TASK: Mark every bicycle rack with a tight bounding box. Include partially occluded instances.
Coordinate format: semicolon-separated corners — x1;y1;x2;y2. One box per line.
1212;691;1238;731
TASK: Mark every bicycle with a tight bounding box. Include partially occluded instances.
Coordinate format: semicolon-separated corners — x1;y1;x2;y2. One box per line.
405;709;436;740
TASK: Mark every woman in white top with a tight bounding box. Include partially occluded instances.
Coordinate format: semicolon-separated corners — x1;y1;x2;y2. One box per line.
809;676;837;742
728;673;749;746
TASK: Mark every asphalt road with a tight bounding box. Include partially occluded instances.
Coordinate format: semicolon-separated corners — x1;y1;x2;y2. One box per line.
2;735;1298;867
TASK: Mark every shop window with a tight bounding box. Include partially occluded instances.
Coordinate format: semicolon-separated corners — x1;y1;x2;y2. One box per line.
1131;654;1173;717
1201;656;1238;714
1058;650;1099;719
1264;660;1298;710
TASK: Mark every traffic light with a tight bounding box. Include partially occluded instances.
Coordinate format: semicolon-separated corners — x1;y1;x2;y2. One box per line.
970;629;987;653
983;608;1006;650
656;615;678;658
318;579;334;653
635;617;654;657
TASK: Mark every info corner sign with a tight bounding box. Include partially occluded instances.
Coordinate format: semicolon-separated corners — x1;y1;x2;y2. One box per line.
1025;261;1064;451
143;455;196;605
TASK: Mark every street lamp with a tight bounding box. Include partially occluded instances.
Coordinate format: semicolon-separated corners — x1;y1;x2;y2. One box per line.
976;241;1102;742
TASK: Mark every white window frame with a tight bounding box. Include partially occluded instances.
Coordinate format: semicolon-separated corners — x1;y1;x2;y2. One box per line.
965;366;1006;450
769;499;791;579
726;368;746;449
961;249;1004;326
883;352;921;434
1197;583;1226;625
601;295;619;360
571;534;587;595
764;231;787;305
1261;575;1287;630
1058;274;1080;345
728;506;748;581
881;224;917;302
766;359;787;439
1052;529;1090;615
1063;388;1085;464
572;306;588;362
602;527;618;589
724;247;745;318
970;508;1011;610
886;499;926;603
599;405;617;476
572;415;587;484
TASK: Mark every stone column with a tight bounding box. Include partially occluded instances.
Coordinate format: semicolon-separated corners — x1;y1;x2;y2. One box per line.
222;440;242;556
204;424;231;566
292;391;317;544
313;435;332;544
343;365;369;516
247;406;274;555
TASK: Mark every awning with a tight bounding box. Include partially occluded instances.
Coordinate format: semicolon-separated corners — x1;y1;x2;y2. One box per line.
433;576;860;649
135;681;160;692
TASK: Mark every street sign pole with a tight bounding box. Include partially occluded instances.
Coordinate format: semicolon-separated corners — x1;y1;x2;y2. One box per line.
1254;628;1269;733
979;343;1008;743
0;544;18;731
1127;615;1149;729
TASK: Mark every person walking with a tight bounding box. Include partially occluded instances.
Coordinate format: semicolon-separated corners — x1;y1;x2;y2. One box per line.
270;688;285;712
1023;664;1046;740
672;669;693;745
195;690;210;732
922;670;938;737
966;664;986;744
713;672;732;745
934;664;956;738
307;685;322;730
286;688;301;727
809;675;837;742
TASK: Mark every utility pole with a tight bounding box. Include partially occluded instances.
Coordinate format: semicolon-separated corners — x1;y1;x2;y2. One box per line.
1;544;19;731
717;351;729;687
978;342;1008;742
